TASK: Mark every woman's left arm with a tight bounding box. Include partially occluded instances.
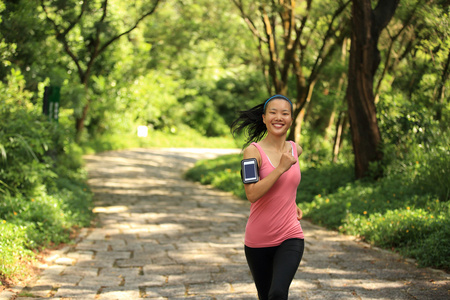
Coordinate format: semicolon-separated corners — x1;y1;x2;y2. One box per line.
297;206;303;220
296;143;303;157
296;142;303;220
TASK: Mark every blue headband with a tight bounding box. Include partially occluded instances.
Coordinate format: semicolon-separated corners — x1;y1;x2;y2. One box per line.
263;95;293;113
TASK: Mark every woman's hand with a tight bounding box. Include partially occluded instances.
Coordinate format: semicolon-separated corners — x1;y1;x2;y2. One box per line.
297;206;303;220
277;148;297;173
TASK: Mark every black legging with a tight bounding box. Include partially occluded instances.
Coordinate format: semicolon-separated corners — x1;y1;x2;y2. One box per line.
245;238;304;300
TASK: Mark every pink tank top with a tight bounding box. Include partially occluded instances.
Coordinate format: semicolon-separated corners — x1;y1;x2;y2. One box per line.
244;141;304;248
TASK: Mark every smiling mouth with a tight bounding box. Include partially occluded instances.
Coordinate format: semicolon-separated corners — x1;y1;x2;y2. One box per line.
272;123;284;128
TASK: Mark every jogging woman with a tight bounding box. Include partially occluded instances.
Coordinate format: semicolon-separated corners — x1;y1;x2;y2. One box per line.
231;95;305;300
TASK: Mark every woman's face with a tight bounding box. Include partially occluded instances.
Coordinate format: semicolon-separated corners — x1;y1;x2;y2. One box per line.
262;99;293;136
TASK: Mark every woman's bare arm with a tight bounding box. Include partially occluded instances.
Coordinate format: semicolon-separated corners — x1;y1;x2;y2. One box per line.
243;145;296;203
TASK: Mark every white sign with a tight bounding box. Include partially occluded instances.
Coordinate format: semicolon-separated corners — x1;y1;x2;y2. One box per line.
137;126;148;137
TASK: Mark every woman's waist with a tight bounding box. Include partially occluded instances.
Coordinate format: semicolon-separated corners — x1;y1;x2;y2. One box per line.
245;221;304;247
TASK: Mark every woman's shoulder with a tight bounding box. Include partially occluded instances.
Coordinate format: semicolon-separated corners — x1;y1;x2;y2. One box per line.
243;143;262;165
288;141;303;156
243;143;259;157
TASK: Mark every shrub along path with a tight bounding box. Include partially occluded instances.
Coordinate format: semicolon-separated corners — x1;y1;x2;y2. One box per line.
2;148;448;299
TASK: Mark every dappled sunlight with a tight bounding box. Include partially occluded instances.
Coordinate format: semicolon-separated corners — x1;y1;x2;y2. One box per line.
69;148;253;298
92;206;129;214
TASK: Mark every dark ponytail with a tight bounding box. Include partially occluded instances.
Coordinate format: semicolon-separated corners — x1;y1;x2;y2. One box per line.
230;103;267;148
230;95;293;149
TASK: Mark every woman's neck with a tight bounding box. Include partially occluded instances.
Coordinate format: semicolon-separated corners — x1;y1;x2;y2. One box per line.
261;134;287;152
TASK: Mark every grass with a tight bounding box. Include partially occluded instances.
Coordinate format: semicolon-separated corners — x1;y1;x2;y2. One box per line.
81;125;239;154
185;154;246;199
0;169;93;284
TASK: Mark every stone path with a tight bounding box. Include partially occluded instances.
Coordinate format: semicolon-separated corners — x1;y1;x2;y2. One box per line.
2;148;449;299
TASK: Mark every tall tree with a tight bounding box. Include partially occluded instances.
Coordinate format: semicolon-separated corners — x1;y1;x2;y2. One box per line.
40;0;160;141
232;0;350;142
346;0;400;178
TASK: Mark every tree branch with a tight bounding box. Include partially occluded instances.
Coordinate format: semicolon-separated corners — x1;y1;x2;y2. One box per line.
97;0;161;56
310;1;350;81
279;0;297;84
231;0;267;43
85;0;109;84
40;0;87;82
261;5;281;91
373;0;400;35
374;1;422;97
63;0;88;36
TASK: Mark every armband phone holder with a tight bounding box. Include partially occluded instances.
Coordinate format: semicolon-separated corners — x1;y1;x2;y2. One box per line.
241;158;259;184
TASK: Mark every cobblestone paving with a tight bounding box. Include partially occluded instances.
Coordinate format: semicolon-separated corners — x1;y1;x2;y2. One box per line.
2;148;449;299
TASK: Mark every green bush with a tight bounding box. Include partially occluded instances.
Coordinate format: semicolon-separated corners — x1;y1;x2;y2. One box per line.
409;222;450;269
185;154;246;199
296;162;354;203
414;149;450;202
0;222;34;279
343;204;450;269
0;70;93;281
302;136;450;269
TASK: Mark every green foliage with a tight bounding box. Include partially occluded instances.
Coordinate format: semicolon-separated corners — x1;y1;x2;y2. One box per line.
82;125;239;154
185;154;246;199
0;70;93;280
296;162;354;204
303;132;449;269
343;205;450;269
0;222;34;279
1;70;54;194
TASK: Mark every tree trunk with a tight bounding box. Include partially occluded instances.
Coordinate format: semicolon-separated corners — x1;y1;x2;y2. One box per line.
324;110;335;141
288;79;316;142
346;0;399;178
332;111;347;163
75;102;90;142
330;38;348;159
435;47;450;121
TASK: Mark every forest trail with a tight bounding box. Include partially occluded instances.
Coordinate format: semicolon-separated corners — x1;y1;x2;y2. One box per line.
2;148;449;299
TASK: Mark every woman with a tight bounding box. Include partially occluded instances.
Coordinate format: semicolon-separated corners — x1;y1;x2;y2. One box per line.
231;95;305;300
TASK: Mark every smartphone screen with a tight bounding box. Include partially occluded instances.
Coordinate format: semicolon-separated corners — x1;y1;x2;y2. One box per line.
242;159;258;183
